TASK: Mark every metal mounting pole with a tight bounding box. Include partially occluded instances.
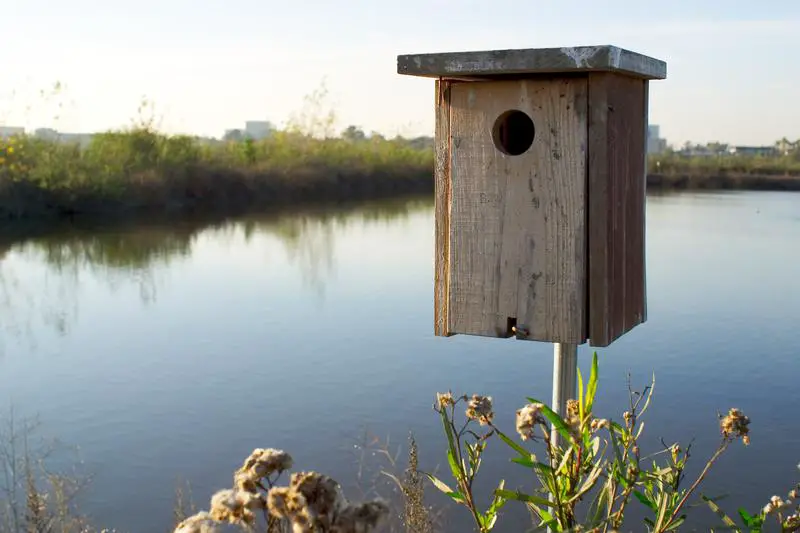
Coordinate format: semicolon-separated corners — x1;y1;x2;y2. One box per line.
548;342;578;533
551;342;578;440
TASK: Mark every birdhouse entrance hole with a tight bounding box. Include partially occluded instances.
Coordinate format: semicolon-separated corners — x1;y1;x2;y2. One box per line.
492;109;535;156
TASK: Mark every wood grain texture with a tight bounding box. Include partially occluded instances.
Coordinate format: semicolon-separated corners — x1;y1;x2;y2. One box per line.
586;72;648;347
442;78;588;343
434;79;454;337
398;45;667;81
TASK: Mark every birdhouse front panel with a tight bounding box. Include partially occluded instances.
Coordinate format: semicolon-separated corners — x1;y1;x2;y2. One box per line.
403;45;667;347
437;77;588;344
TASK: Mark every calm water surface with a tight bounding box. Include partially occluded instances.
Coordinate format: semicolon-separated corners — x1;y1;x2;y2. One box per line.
1;192;799;532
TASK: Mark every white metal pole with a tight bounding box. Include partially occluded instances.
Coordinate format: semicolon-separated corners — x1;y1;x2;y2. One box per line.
548;342;578;533
551;342;578;440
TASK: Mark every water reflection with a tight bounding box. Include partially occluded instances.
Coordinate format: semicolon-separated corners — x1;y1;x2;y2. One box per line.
1;191;797;533
0;197;433;348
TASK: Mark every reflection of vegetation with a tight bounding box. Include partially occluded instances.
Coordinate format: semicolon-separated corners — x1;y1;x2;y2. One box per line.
33;227;195;271
0;407;104;533
0;196;433;344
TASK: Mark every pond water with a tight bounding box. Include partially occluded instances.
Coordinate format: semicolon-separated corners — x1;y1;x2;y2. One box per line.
0;191;799;533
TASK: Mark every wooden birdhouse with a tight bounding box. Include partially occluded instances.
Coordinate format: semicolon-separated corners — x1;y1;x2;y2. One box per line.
397;45;667;347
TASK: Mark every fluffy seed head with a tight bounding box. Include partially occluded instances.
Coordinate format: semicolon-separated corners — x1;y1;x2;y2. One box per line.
516;403;544;441
466;395;493;425
720;408;751;444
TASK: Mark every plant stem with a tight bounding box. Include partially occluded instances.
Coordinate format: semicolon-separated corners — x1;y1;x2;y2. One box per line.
661;440;729;531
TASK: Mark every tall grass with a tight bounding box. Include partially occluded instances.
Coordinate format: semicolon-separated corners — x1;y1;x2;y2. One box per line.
648;151;800;191
0;128;434;221
3;102;800;222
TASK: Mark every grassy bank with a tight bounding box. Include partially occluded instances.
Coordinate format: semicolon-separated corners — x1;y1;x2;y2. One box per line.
0;129;434;221
647;152;800;191
2;129;800;222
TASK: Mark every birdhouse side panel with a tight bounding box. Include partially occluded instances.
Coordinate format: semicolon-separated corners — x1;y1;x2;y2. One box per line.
442;78;587;343
434;79;454;337
587;72;648;347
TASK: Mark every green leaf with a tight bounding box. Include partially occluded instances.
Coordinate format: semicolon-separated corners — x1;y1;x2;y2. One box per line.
495;428;530;459
666;515;687;531
701;495;741;531
440;408;458;459
587;478;610;527
633;490;658;512
585;352;599;414
554;445;574;477
422;472;463;502
736;507;764;528
526;397;573;444
494;488;554;507
736;508;753;524
511;456;535;468
447;448;462;480
607;425;625;471
483;480;507;530
639;373;656;417
568;461;604;503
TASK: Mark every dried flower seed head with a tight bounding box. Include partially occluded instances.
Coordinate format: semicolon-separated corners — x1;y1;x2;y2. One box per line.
590;418;609;432
623;411;633;426
436;391;454;409
238;448;293;481
290;471;343;528
330;499;391;533
566;399;579;419
516;403;544;441
770;495;786;509
268;486;315;532
174;511;252;533
209;489;261;524
292;523;311;533
267;487;306;518
234;470;259;493
763;503;774;515
720;408;751;444
466;395;494;425
789;489;799;499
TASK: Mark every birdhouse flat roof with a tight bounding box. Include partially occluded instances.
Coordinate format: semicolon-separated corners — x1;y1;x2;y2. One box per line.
397;45;666;80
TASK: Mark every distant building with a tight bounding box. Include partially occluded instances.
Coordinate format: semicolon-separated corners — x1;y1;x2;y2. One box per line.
726;145;777;157
647;125;667;154
33;128;93;147
680;146;716;157
34;128;59;140
58;132;94;147
244;121;274;140
222;121;275;141
0;126;25;139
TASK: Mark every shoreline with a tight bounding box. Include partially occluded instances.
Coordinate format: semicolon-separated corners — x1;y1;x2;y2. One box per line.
646;172;800;191
3;130;799;226
0;180;795;252
1;171;798;225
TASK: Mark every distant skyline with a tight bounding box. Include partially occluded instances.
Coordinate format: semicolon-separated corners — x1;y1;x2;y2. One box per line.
2;1;799;146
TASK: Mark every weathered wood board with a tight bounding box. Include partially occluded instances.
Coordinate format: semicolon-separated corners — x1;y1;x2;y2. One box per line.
399;45;667;81
434;79;453;338
437;78;588;344
586;73;648;347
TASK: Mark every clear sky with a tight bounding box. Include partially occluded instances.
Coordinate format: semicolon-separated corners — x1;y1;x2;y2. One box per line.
2;0;799;147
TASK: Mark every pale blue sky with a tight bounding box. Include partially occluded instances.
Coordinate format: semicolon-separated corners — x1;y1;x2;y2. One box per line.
2;0;799;146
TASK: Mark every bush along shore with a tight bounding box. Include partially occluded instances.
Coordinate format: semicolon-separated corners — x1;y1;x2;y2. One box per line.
0;128;434;221
2;128;800;222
